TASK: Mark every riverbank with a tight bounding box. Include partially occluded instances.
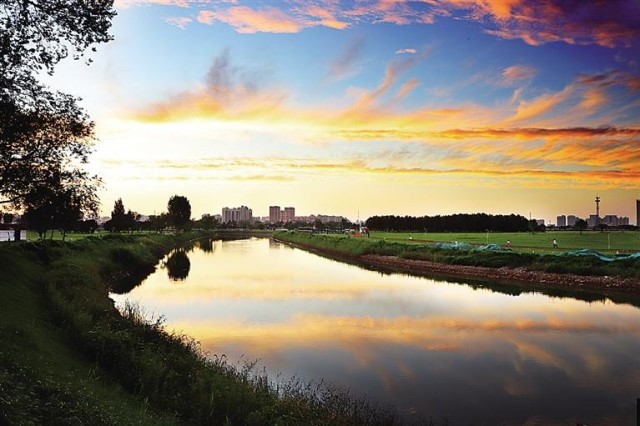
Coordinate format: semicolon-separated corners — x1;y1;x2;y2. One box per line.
0;233;398;425
274;232;640;297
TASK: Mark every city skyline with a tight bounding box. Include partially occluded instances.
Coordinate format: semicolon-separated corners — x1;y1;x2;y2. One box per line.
42;1;640;222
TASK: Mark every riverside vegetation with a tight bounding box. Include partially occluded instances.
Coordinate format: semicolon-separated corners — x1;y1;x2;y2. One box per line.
0;233;400;425
274;231;640;281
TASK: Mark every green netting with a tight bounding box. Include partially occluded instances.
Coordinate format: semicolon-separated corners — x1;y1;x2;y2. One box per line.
432;242;474;251
559;249;640;262
432;242;511;252
475;244;506;251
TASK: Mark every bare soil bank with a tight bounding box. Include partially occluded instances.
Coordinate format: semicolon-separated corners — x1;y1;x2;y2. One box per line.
361;254;640;294
276;237;640;296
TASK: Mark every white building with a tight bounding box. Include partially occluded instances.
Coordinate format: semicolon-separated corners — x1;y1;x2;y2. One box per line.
222;206;253;223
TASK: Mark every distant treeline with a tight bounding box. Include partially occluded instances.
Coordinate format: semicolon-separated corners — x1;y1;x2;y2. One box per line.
365;213;530;232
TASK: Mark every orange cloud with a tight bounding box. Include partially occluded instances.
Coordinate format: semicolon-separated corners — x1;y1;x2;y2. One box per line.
349;48;430;111
296;3;349;30
501;65;537;86
459;0;640;48
118;1;640;48
504;84;573;124
198;6;303;34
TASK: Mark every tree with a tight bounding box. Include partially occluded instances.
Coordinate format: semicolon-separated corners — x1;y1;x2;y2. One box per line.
574;219;588;235
2;212;13;224
148;213;169;233
167;195;191;231
196;213;218;231
1;1;115;84
1;1;115;207
22;174;98;240
106;198;126;232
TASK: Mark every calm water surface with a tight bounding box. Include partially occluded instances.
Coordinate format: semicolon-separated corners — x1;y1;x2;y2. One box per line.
110;238;640;425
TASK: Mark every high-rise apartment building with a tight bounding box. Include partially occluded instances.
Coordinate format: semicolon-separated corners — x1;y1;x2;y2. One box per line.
567;215;577;227
269;206;281;222
222;206;252;223
282;207;295;223
556;215;566;227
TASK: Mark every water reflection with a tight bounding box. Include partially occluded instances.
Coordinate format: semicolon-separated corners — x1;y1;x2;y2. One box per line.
196;238;215;253
111;238;640;425
164;249;190;281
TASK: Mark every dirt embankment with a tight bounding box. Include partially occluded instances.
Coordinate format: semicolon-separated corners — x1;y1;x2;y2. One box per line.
361;254;640;294
275;237;640;296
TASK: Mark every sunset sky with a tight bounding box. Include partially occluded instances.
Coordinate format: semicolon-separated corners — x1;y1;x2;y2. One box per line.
44;0;640;223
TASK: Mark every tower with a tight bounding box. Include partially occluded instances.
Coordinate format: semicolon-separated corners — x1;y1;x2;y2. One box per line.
636;199;640;226
595;196;600;227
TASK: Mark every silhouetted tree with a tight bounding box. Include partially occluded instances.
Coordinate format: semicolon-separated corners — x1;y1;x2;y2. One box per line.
365;213;529;232
196;213;218;231
2;212;13;224
22;175;98;240
147;213;169;233
1;1;114;208
167;195;191;231
574;219;588;235
106;198;127;232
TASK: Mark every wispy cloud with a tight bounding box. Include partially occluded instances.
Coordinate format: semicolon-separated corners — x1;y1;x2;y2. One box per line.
501;65;537;86
395;48;416;55
326;38;365;81
164;16;192;30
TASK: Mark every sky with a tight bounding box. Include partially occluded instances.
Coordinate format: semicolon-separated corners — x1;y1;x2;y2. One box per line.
44;0;640;223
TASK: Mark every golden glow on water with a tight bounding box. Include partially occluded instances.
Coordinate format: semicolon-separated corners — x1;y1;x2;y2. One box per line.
111;238;640;424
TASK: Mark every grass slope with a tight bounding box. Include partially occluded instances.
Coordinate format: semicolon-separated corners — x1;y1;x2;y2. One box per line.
0;233;399;426
276;231;640;279
369;230;640;253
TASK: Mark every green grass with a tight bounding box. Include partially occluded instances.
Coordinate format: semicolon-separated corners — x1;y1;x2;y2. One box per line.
26;229;153;241
276;231;640;280
1;232;400;425
0;238;177;425
365;231;640;254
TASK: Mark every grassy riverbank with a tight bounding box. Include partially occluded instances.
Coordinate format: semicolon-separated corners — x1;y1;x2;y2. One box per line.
275;231;640;280
0;233;398;425
369;231;640;253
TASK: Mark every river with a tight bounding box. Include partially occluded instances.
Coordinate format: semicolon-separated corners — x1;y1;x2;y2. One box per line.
110;237;640;425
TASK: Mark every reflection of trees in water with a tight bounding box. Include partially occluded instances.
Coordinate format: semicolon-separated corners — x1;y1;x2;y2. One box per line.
196;238;214;253
165;249;190;281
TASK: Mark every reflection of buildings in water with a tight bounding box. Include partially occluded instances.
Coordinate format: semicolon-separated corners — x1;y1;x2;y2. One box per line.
165;249;191;281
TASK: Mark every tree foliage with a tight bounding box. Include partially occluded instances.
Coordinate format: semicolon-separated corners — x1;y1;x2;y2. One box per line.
574;218;588;235
22;174;99;239
365;213;529;232
0;89;97;205
167;195;191;230
0;0;115;208
1;0;116;95
105;198;136;232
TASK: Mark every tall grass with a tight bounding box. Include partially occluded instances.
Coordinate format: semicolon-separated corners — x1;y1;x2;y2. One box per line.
3;233;403;425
